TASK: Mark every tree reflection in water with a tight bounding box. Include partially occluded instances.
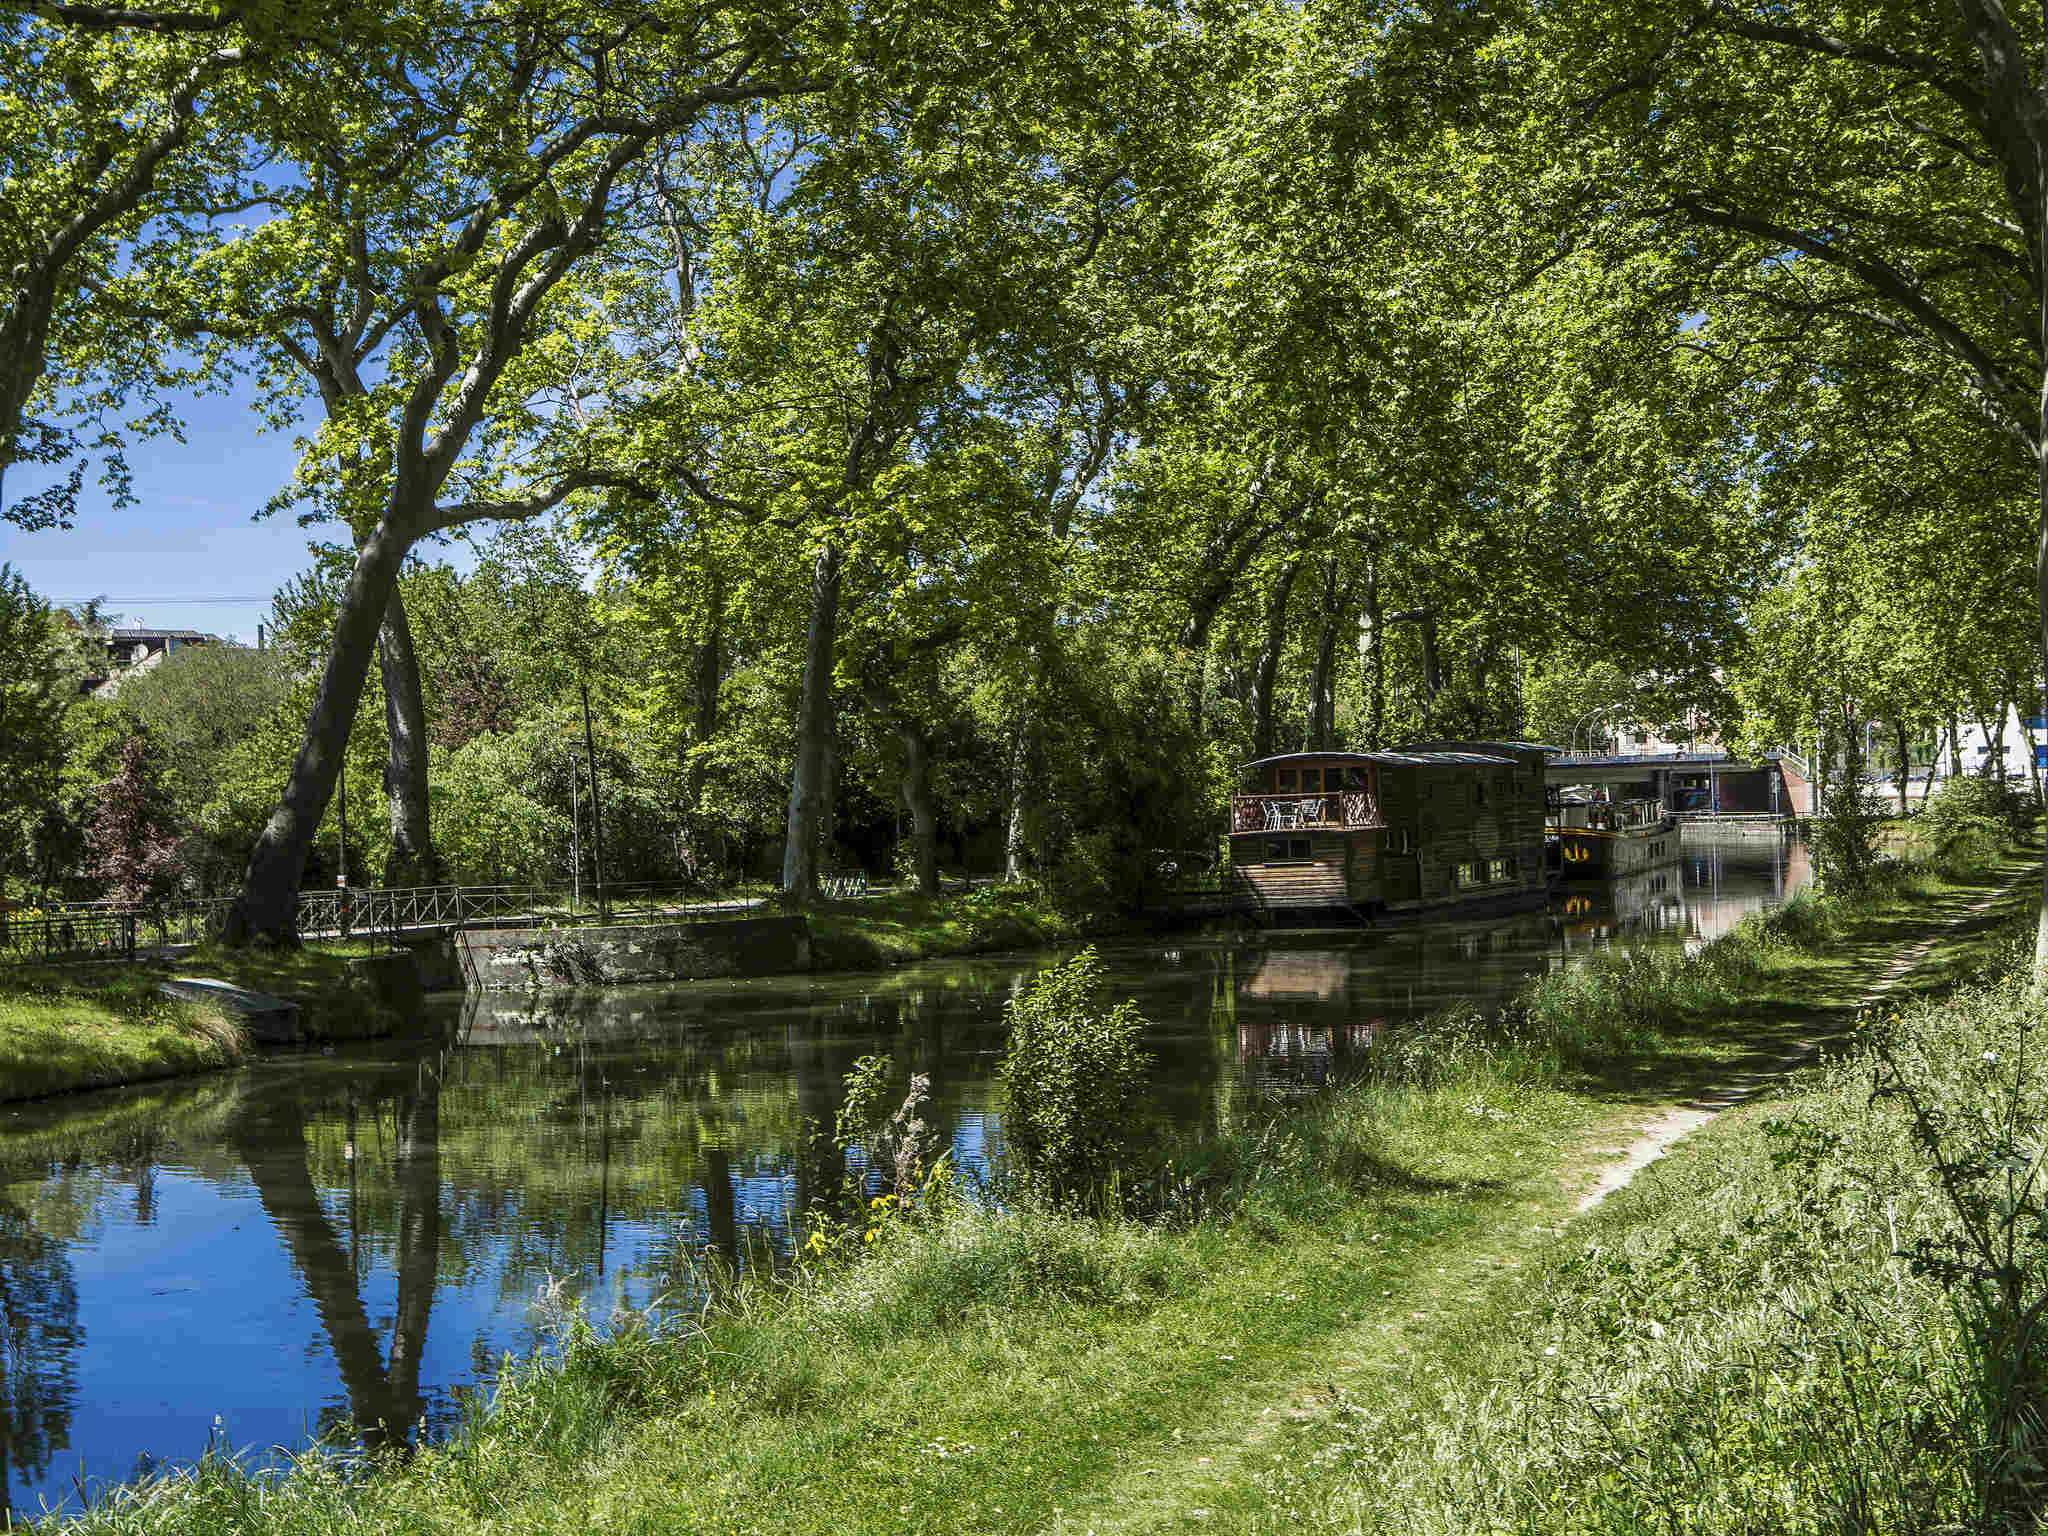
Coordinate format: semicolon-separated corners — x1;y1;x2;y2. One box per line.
0;1198;81;1516
230;1054;443;1452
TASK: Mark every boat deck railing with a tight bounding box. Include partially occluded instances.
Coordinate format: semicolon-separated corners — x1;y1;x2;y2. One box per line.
1231;792;1382;833
1548;799;1669;834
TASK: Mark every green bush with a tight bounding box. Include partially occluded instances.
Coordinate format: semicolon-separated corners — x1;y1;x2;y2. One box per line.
1919;774;2036;854
1811;781;1887;892
998;947;1153;1203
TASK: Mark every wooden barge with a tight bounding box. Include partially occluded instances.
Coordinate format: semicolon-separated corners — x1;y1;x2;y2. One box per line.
1549;795;1679;880
1227;741;1554;921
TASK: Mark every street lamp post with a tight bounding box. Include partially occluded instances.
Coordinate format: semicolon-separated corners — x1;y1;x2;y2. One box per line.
1572;704;1624;756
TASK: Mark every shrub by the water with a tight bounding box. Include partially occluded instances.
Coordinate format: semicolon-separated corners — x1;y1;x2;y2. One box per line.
1811;779;1887;892
997;946;1152;1203
1919;774;2038;854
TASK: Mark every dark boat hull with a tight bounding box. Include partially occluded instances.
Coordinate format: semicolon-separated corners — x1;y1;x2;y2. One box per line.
1552;818;1680;880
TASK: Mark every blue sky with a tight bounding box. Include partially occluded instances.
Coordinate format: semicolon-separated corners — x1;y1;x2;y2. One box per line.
0;381;325;644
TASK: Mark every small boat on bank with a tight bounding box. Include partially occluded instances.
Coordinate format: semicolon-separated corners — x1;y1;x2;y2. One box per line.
1548;794;1679;880
1226;741;1555;922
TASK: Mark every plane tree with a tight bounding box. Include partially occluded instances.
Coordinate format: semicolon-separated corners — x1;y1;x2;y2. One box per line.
101;0;866;943
1503;0;2048;975
593;4;1171;906
0;0;299;528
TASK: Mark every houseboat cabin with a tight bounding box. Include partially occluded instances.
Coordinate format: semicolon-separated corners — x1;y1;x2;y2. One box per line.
1228;742;1554;918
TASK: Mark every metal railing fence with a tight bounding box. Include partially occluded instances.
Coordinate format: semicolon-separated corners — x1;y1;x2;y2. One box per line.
1;880;768;966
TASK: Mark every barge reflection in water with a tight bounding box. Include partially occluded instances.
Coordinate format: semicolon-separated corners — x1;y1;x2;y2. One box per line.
0;830;1806;1515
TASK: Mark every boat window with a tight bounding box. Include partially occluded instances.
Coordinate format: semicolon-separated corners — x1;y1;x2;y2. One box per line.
1264;838;1288;860
1276;767;1297;790
1299;766;1322;791
1475;777;1487;806
1290;837;1311;859
1343;766;1368;790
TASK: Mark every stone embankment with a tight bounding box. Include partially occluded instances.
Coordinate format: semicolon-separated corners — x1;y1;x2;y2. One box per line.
451;914;812;992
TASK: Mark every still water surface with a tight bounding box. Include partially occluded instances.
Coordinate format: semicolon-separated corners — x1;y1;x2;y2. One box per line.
0;831;1809;1515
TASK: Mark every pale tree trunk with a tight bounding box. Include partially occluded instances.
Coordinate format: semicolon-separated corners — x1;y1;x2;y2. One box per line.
782;542;842;906
1251;554;1302;760
1003;716;1030;882
820;712;839;875
1358;560;1385;748
2020;689;2044;807
378;593;442;888
899;720;938;897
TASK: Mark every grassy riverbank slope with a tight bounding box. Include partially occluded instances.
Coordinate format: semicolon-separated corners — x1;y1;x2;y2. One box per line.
0;942;401;1101
806;884;1114;970
56;834;2036;1534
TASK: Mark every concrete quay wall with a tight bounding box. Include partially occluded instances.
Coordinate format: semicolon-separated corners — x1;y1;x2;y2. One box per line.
454;915;811;993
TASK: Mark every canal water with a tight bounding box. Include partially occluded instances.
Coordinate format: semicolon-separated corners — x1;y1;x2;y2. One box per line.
0;831;1809;1516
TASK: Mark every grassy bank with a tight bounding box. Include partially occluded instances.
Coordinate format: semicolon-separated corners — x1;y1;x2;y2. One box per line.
0;969;247;1103
806;884;1120;970
49;838;2034;1533
1193;931;2046;1533
0;941;404;1102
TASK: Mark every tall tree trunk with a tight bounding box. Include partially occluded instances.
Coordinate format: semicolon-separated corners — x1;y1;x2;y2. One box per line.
1359;561;1385;749
2024;693;2044;807
820;709;839;876
1303;561;1350;751
685;585;723;877
1923;724;1945;808
1003;714;1030;882
1977;709;2005;781
899;720;938;897
1251;554;1302;760
1894;718;1911;817
378;593;442;888
2034;453;2048;989
782;542;842;906
225;519;411;944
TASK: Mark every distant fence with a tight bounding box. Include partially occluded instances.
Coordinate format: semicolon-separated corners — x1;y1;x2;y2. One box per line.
0;881;766;967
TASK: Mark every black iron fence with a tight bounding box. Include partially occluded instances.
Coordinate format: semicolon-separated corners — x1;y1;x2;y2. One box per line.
0;881;768;967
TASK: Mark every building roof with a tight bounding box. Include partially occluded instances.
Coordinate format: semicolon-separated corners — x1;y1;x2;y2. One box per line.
1549;750;1740;768
1400;738;1564;757
109;627;219;643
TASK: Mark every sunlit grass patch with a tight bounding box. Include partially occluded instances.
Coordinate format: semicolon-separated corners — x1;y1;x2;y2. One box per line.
0;975;246;1101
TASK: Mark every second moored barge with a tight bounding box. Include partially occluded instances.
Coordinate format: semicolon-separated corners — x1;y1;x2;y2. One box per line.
1227;741;1555;921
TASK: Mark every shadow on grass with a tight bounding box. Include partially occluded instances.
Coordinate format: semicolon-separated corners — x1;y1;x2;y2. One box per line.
1335;1155;1513;1198
1563;835;2040;1115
